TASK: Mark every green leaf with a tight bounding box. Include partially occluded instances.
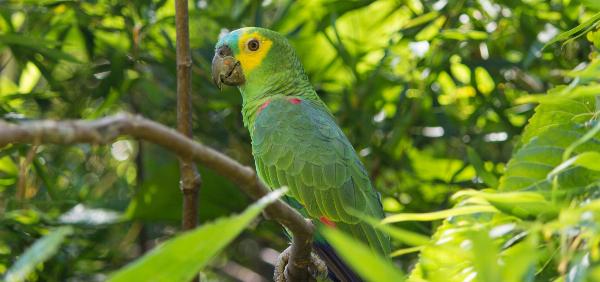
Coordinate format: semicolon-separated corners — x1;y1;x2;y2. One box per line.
441;29;488;41
0;34;81;63
108;188;286;282
4;226;73;282
582;0;600;10
18;62;41;93
548;151;600;179
542;12;600;49
405;0;423;15
402;11;439;29
352;212;430;246
453;190;558;219
467;147;499;188
500;235;538;282
519;94;595;144
499;94;600;193
390;246;423;257
573;151;600;171
382;205;497;224
475;67;495;95
468;230;501;282
415;16;446;41
322;227;405;282
563;119;600;160
450;63;471;84
0;156;18;175
566;59;600;82
516;84;600;104
499;125;600;193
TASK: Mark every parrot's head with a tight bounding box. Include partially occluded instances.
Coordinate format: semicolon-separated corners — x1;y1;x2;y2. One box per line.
211;27;308;97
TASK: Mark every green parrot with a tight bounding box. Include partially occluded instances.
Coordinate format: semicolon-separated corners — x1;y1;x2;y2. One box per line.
212;27;391;281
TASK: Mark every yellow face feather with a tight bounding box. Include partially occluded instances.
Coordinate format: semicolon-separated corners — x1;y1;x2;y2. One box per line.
237;31;273;74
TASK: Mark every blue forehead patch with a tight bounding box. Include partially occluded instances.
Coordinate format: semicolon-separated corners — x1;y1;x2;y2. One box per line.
215;29;244;55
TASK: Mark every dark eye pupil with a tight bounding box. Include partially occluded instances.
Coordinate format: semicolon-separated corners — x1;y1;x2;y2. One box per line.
248;40;259;51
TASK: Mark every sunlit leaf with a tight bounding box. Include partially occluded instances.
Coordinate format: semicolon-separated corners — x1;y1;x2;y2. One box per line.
322;227;405;282
543;12;600;49
516;84;600;104
442;29;488;41
453;190;558;219
18;62;41;94
353;212;430;246
390;246;423;258
475;67;495;95
107;189;285;282
402;11;439;29
451;63;471;84
382;205;497;224
469;230;501;282
0;156;18;175
415;16;446;41
405;0;423;15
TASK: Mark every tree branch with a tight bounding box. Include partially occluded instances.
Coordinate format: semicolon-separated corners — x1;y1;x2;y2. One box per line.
174;0;201;239
0;114;315;281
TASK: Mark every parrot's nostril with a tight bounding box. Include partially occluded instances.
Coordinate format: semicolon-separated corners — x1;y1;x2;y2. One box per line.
217;45;232;57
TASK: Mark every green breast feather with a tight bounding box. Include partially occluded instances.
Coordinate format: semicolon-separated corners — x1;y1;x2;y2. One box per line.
252;96;391;255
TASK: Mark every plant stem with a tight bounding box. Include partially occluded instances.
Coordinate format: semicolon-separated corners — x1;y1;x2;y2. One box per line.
175;1;201;280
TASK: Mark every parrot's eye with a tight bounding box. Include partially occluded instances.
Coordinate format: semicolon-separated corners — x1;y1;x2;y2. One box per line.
247;39;260;51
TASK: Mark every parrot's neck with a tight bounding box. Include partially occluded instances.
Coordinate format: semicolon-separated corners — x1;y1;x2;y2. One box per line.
239;75;321;135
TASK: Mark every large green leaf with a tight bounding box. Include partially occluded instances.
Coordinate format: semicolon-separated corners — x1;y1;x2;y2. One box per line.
4;226;73;282
409;92;600;281
499;100;600;192
322;227;405;282
519;94;596;145
107;189;285;282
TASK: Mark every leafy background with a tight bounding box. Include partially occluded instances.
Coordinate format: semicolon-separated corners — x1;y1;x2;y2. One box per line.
0;0;599;281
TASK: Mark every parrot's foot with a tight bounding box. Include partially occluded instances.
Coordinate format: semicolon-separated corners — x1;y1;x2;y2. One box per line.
274;246;328;282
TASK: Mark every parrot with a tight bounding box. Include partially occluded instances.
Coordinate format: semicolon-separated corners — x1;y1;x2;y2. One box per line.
212;27;391;281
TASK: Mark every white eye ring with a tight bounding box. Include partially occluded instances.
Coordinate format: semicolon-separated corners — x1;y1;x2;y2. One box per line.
247;39;260;51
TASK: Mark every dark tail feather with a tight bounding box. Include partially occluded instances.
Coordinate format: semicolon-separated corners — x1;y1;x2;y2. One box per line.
314;242;363;282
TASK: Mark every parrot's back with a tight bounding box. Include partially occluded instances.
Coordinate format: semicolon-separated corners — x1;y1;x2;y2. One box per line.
251;95;391;279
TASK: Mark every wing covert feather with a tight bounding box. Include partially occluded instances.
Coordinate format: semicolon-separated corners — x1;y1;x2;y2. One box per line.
252;98;379;222
252;97;390;255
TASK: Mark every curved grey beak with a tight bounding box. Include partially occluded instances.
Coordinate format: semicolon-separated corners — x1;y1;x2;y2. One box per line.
211;45;245;90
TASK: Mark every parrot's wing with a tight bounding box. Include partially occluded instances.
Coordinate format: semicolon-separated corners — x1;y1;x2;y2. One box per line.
252;96;390;255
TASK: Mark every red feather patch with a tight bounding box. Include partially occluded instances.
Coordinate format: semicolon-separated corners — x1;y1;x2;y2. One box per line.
319;216;336;228
258;100;271;114
288;98;302;104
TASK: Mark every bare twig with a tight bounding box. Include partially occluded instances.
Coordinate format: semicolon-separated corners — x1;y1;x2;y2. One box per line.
16;144;38;202
0;114;315;281
174;0;201;236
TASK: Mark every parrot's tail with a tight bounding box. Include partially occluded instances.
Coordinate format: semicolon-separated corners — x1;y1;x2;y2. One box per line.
314;242;363;282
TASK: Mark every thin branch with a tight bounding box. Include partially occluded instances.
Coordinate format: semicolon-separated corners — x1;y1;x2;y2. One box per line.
17;144;38;202
0;114;315;281
174;0;201;235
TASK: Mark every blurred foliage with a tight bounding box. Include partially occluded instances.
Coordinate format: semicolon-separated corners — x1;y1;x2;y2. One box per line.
109;190;283;282
0;0;599;281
